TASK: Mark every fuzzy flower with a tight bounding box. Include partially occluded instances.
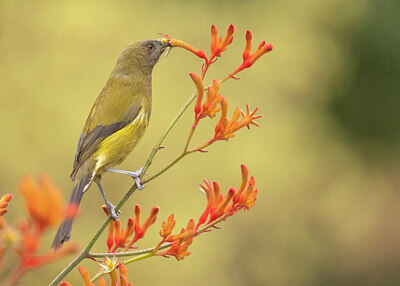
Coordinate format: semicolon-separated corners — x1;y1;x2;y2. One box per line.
0;194;12;217
19;175;64;230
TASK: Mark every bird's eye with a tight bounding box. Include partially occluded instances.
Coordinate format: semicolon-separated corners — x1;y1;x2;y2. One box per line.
147;44;154;50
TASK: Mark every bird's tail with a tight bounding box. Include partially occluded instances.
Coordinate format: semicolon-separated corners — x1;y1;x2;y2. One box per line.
51;174;91;250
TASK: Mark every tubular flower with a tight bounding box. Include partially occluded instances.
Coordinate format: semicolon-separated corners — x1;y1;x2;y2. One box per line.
195;165;258;230
126;205;160;249
162;33;208;62
234;30;273;75
214;104;262;141
158;220;195;261
61;264;132;286
103;204;160;251
102;205;134;252
190;75;222;120
165;219;196;242
112;218;134;252
210;24;235;59
19;174;64;230
0;194;12;217
159;214;176;239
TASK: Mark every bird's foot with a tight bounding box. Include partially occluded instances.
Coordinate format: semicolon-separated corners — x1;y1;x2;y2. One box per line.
106;202;120;221
106;167;146;190
131;167;145;190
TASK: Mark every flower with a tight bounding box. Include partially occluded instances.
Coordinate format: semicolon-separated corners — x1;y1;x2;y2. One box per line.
0;194;12;217
190;74;222;121
158;219;195;261
159;214;175;239
162;33;208;62
226;30;273;79
19;174;64;230
103;203;134;252
18;220;78;269
61;264;132;286
165;219;196;242
195;165;258;230
104;204;160;251
210;24;235;59
126;205;159;249
214;102;262;141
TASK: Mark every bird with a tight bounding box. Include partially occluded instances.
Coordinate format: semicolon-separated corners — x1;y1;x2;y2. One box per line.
52;39;171;249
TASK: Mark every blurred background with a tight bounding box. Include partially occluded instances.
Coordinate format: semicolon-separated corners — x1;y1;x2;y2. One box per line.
1;0;399;285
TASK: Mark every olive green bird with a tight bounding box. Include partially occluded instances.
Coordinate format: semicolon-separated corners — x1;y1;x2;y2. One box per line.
52;39;171;249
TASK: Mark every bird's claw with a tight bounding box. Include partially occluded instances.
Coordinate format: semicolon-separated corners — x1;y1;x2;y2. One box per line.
106;202;120;221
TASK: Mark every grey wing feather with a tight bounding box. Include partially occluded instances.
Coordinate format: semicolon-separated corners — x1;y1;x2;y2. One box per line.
70;105;142;180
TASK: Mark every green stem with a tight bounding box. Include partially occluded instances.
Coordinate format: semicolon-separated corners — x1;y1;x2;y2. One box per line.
88;243;173;258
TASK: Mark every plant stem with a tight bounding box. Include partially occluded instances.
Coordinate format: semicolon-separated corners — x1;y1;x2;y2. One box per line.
88;243;173;258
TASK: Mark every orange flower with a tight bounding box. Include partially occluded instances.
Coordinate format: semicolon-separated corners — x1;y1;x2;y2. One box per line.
61;264;132;286
127;205;159;248
104;204;160;251
162;33;208;62
159;214;175;239
195;165;258;230
19;174;64;230
232;165;258;211
165;219;196;242
158;219;195;261
214;104;262;141
0;194;12;217
190;75;222;121
227;30;273;78
18;220;78;269
210;24;235;60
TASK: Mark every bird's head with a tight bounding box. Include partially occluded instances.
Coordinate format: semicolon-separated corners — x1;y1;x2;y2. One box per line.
114;39;171;75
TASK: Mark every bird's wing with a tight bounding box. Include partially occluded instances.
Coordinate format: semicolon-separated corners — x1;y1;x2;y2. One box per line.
71;75;147;180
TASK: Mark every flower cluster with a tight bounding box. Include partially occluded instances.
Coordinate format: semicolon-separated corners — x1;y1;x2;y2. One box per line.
196;164;257;229
166;24;272;79
104;205;160;252
60;263;132;286
189;72;262;149
0;175;78;285
157;165;257;260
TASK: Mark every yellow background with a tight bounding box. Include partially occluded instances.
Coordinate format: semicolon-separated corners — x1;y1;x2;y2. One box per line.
1;0;399;285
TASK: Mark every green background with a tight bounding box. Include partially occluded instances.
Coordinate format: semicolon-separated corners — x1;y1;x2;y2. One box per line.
1;0;399;285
